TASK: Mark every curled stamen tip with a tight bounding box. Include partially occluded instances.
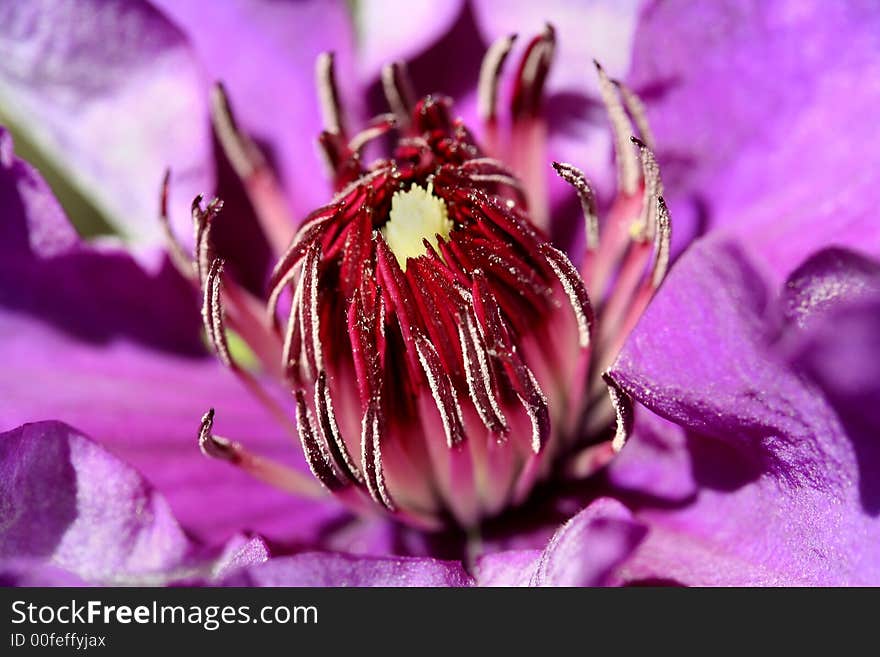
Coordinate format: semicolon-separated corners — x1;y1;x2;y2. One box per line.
602;373;633;453
592;59;603;71
198;408;237;461
630;135;647;148
199;408;234;461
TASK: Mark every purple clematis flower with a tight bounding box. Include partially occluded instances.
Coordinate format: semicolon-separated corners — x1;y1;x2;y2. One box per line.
1;0;879;587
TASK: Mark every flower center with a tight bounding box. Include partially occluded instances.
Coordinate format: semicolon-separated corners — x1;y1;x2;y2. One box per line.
180;33;673;532
381;182;453;269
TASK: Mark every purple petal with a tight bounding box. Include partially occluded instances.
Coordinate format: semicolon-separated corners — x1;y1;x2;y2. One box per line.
785;251;880;514
209;535;271;581
0;309;347;547
356;0;465;80
0;421;194;584
0;126;203;354
0;0;213;243
607;411;696;503
629;1;880;274
474;498;646;586
472;0;641;87
609;240;880;585
153;0;356;220
780;247;880;331
221;552;473;587
473;550;540;587
0;125;343;547
0;560;89;586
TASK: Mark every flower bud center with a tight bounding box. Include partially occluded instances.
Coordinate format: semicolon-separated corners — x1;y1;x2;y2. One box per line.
381;182;453;269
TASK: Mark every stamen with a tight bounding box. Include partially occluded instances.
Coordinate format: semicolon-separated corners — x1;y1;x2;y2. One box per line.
478;33;517;123
602;373;633;452
631;136;663;241
348;113;398;153
511;24;555;119
375;235;423;381
315;51;347;137
650;196;672;289
467;173;526;195
315;371;362;484
267;205;339;326
540;243;594;348
192;195;223;286
415;333;466;447
382;61;416;125
294;390;348;491
281;268;304;382
203;258;232;367
210;82;294;256
203;258;295;431
470;275;549;453
198;408;324;497
361;399;395;510
552;162;599;250
594;60;640;196
595;195;672;376
615;79;655;149
518;366;550;454
298;242;323;382
457;304;508;438
158;169;197;279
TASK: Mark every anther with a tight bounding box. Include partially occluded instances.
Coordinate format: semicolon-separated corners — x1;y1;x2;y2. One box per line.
511;24;555;119
603;373;633;452
315;51;348;137
294;389;348;491
594;61;640;196
198;408;325;497
203;258;232;367
210;82;294;256
552;162;599;250
631;136;663;241
650;196;671;289
478;33;517;123
382;60;416;125
615;79;655;149
158;169;197;280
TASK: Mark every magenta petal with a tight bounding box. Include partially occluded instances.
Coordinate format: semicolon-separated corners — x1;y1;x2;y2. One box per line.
221;552;473;587
0;0;212;243
153;0;356;220
474;498;646;586
610;241;880;585
630;1;880;275
0;421;194;584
